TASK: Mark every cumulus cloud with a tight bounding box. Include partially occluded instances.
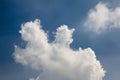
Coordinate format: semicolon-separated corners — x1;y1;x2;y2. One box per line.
13;19;105;80
84;2;120;34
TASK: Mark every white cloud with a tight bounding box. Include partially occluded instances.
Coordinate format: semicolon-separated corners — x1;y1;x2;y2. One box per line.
14;19;105;80
84;2;120;34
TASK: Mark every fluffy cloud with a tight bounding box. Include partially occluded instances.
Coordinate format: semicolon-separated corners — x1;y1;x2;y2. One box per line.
14;19;105;80
84;2;120;34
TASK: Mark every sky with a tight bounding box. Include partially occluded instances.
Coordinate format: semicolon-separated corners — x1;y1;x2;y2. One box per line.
0;0;120;80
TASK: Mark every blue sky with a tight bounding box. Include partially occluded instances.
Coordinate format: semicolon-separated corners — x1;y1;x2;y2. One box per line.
0;0;120;80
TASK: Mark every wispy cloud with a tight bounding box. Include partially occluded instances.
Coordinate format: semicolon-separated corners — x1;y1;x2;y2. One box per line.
84;2;120;34
13;19;105;80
